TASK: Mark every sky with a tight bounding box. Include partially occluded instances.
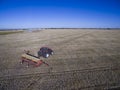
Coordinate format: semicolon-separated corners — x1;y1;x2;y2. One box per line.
0;0;120;29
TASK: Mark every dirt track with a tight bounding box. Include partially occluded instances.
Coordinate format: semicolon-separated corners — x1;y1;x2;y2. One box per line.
0;29;120;90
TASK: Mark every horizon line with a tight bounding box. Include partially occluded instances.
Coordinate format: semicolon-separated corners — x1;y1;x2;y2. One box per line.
0;28;120;30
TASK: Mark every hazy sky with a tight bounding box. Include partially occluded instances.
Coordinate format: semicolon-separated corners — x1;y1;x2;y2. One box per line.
0;0;120;29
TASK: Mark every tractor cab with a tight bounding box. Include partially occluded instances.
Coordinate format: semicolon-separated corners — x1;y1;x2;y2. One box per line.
38;47;53;58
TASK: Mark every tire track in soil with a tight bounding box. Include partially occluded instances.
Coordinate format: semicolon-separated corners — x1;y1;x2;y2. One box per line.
31;67;120;90
49;32;91;47
46;31;92;58
13;31;86;48
0;66;120;90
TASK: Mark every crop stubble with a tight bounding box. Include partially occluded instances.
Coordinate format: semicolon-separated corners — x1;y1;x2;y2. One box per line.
0;29;120;90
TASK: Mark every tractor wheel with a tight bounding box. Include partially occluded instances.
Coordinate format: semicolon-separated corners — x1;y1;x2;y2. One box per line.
51;52;54;55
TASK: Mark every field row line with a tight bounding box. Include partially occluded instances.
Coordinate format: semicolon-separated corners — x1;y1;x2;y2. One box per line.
0;66;119;80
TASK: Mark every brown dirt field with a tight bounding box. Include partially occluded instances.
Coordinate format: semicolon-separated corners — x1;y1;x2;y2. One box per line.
0;29;120;90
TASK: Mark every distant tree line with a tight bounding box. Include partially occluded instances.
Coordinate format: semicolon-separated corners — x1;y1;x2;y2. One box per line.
0;28;120;31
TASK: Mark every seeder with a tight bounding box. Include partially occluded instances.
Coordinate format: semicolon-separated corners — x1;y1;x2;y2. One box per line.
21;50;49;67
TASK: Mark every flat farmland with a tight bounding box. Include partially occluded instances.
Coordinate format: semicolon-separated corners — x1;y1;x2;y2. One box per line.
0;29;120;90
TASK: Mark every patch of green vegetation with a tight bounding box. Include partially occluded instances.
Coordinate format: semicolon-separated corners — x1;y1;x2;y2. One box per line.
0;30;24;35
